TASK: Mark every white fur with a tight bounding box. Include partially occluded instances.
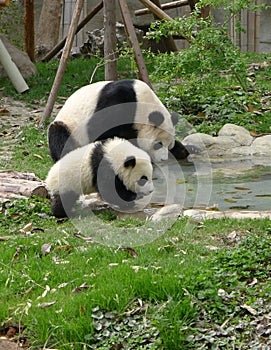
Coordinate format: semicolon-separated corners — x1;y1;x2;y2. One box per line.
46;138;153;200
50;80;176;162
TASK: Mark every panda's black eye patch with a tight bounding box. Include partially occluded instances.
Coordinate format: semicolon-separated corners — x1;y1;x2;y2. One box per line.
137;175;148;186
153;142;163;150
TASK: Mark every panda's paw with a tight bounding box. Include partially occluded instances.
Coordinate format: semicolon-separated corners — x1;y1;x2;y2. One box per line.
169;140;189;160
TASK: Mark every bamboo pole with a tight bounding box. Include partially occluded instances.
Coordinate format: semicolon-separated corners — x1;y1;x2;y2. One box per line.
39;0;84;126
41;1;103;62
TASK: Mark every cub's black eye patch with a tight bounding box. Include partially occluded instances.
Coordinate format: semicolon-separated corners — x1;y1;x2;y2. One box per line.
137;175;148;186
153;142;163;150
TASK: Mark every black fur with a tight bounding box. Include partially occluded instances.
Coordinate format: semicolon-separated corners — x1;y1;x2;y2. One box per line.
86;80;138;143
51;190;79;218
124;156;136;168
169;140;189;160
48;121;78;162
96;80;137;110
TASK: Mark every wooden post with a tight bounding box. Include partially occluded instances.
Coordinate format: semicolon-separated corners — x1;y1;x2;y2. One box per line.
39;0;84;126
42;1;103;62
24;0;35;62
103;0;117;80
118;0;152;88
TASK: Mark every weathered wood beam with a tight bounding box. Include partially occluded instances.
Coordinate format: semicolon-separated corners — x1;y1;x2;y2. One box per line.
39;0;84;125
135;0;189;16
24;0;35;62
104;0;117;80
118;0;152;88
138;0;173;21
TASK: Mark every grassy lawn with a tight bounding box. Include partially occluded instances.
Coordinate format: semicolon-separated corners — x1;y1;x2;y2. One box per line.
0;54;271;348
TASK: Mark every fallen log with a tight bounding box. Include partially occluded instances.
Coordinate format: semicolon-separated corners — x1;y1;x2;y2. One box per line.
0;170;48;200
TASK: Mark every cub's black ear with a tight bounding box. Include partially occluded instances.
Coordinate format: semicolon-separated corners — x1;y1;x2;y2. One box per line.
124;156;136;168
148;111;164;127
171;112;179;126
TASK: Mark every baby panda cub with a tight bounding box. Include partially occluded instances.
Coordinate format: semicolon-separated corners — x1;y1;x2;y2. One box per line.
45;137;153;218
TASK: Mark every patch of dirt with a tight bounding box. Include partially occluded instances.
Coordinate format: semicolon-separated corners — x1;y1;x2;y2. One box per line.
0;97;59;168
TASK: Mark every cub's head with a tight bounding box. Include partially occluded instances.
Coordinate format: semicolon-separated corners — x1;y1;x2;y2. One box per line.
136;108;179;162
102;138;153;209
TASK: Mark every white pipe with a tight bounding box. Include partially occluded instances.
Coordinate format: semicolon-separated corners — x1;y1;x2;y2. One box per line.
0;38;29;93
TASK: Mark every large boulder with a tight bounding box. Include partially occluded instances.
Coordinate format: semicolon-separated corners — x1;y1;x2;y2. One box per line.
0;36;37;79
218;123;254;146
251;135;271;155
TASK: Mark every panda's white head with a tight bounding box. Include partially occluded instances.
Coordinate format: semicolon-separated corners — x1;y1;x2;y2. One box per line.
135;109;178;163
103;138;154;203
131;80;178;162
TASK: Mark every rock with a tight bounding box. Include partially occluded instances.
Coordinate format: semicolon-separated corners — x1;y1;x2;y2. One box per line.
80;22;144;56
251;135;271;155
0;35;37;79
182;133;238;157
182;209;271;220
181;124;270;158
150;204;182;222
218;123;254;146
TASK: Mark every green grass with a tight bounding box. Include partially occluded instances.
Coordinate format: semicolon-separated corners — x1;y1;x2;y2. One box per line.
1;200;271;348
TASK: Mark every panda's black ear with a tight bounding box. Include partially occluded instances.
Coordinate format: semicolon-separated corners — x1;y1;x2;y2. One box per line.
171;112;179;126
148;111;164;127
124;156;136;168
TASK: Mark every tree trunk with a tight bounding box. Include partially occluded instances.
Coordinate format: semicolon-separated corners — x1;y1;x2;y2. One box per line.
35;0;63;61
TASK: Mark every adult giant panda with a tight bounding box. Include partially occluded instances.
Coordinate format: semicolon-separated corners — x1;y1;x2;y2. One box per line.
45;137;153;218
48;79;189;163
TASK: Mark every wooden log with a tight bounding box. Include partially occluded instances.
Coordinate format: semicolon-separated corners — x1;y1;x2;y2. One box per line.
39;0;84;126
135;0;189;16
118;0;152;88
0;171;48;199
41;1;103;62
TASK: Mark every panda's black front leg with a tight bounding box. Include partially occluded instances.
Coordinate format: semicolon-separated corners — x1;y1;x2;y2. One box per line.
48;121;77;162
169;140;190;160
50;190;79;218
